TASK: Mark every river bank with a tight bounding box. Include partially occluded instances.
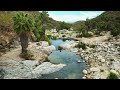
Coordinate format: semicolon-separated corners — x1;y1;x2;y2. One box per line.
0;41;66;79
57;32;120;79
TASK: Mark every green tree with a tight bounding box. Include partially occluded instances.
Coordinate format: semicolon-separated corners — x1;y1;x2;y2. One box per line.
32;11;49;41
57;21;71;31
40;11;49;41
77;24;86;37
85;18;90;32
13;12;34;54
33;13;42;41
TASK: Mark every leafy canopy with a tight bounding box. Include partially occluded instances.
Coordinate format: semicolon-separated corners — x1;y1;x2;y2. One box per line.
13;12;35;34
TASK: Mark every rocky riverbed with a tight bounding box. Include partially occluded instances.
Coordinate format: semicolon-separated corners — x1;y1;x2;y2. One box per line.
0;41;60;79
58;33;120;79
71;38;120;79
79;41;120;79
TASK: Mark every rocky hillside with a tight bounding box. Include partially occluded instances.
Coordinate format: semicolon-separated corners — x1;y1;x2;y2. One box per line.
72;11;120;36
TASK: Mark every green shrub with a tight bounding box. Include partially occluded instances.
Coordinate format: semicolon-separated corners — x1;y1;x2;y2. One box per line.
35;34;41;42
76;33;93;38
47;35;52;39
111;28;120;36
51;36;57;40
82;33;93;37
45;35;52;45
107;72;119;79
92;29;100;35
76;42;87;50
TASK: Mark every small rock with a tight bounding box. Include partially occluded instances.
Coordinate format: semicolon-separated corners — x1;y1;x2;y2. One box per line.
83;61;85;62
55;78;58;79
98;56;103;60
77;60;81;63
90;67;99;72
83;69;88;74
82;77;86;79
85;56;89;60
101;59;105;63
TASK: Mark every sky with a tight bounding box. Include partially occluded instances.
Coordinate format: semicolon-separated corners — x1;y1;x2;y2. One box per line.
48;11;105;23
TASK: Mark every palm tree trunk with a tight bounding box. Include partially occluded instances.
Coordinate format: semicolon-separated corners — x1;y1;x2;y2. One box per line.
20;33;28;53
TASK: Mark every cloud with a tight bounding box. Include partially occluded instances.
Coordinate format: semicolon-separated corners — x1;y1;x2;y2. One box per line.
48;11;104;23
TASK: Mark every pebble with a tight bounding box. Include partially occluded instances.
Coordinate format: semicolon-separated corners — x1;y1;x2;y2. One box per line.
83;69;88;74
82;77;86;79
77;60;81;63
83;61;85;62
55;78;58;79
101;59;105;63
90;67;99;72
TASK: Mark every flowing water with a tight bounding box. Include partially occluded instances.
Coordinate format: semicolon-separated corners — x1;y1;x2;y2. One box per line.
40;39;86;79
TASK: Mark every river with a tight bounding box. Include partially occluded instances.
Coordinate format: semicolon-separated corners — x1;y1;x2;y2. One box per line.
39;39;86;79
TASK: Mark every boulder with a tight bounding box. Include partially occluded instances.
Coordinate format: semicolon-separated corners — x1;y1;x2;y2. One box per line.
40;41;49;47
32;62;66;75
59;41;77;50
59;43;71;50
21;60;40;70
1;60;66;79
42;45;56;55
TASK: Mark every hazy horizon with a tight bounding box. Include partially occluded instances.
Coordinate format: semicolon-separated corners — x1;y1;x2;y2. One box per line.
47;11;104;23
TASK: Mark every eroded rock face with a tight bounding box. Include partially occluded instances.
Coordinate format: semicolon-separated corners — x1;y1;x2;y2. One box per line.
32;41;56;55
0;60;66;79
42;45;56;55
32;62;66;75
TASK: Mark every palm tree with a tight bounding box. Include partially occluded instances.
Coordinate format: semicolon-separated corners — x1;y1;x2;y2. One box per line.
13;12;34;54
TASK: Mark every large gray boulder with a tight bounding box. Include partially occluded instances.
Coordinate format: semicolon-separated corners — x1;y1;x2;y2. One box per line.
0;60;66;79
42;45;56;55
59;41;78;50
32;62;66;75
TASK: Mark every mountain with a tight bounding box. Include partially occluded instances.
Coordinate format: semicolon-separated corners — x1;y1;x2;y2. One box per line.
72;11;120;36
